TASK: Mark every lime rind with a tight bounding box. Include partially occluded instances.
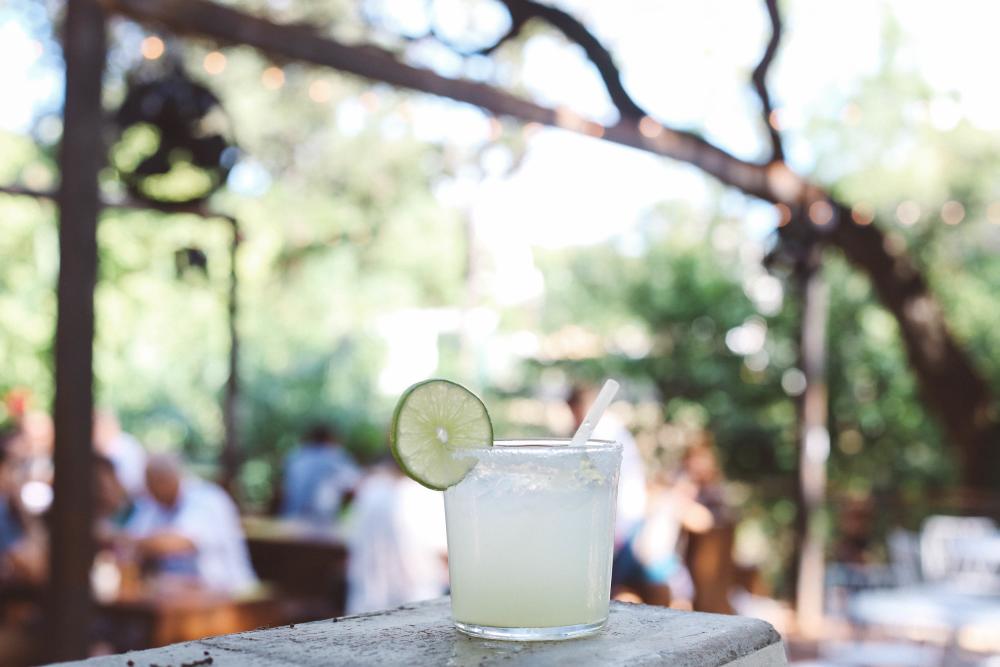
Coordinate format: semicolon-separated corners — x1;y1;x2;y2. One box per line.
390;379;493;490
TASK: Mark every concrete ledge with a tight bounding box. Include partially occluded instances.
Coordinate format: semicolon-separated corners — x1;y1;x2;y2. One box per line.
56;597;786;666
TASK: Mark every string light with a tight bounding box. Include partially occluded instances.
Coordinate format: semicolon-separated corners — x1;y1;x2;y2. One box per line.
988;202;1000;225
638;116;663;138
851;203;874;226
883;231;907;257
203;51;226;75
522;122;542;138
841;103;862;126
261;66;285;90
775;202;792;227
808;200;834;226
308;79;332;103
768;109;781;130
359;91;379;112
555;106;586;132
941;200;965;225
141;36;165;60
896;200;921;226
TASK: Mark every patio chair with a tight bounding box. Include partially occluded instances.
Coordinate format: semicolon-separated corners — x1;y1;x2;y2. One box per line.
920;515;998;585
886;528;922;586
818;639;943;667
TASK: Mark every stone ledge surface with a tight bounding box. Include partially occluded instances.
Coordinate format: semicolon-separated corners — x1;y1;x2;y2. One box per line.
56;597;785;666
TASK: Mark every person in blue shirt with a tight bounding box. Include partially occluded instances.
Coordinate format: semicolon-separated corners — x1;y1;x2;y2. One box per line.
0;433;25;557
280;424;361;523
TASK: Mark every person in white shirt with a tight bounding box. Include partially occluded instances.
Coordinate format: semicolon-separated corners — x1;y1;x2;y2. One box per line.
125;454;257;593
344;461;448;614
93;409;147;497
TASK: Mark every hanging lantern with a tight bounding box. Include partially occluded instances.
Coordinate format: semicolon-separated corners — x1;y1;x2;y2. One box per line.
112;64;236;206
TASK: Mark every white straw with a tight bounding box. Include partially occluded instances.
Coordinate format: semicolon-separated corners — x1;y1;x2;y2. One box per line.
568;379;619;448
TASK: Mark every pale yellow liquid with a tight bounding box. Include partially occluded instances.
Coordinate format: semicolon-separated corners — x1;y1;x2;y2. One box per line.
444;444;618;629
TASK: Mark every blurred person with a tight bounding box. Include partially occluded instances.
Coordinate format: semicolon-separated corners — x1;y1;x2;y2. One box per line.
567;384;647;549
0;431;47;585
678;435;731;524
93;409;147;497
613;473;714;608
280;423;361;522
676;435;742;613
93;455;137;530
7;411;55;492
124;454;257;593
344;457;448;614
0;432;26;556
832;495;877;564
12;410;54;460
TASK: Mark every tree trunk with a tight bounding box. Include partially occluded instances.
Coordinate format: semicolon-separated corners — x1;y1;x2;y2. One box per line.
828;203;998;486
792;242;829;636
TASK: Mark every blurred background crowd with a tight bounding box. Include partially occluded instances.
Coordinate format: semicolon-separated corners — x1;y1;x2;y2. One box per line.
0;389;753;658
4;0;1000;664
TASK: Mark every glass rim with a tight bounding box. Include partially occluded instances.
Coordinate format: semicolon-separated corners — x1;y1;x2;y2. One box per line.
491;438;621;453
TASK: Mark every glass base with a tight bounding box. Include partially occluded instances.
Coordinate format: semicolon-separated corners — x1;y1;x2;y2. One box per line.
454;617;606;641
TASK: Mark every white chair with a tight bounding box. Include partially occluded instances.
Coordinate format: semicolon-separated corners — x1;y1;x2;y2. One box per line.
920;515;998;586
887;528;922;586
819;640;943;667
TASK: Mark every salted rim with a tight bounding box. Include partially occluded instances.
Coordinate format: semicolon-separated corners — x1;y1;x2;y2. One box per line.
487;438;621;454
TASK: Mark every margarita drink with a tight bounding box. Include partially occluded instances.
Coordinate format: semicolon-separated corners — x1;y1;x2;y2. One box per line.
444;439;621;640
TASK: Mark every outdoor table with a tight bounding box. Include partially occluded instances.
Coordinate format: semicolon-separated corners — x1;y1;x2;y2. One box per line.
55;597;787;666
848;583;1000;634
847;583;1000;658
97;584;286;649
953;534;1000;575
242;516;348;616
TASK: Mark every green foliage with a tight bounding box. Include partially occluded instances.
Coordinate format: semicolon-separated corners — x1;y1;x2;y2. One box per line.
3;0;1000;552
0;40;467;506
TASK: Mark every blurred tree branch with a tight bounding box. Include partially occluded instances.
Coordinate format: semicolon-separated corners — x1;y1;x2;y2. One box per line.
751;0;785;163
99;0;998;484
483;0;645;118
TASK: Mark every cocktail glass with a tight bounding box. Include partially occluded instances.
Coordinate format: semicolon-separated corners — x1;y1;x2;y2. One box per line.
443;438;622;641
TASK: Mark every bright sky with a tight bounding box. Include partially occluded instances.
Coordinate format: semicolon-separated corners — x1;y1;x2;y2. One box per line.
3;0;999;251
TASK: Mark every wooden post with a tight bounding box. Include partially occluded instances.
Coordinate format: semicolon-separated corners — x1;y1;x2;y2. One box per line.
221;218;241;491
793;242;830;636
49;0;106;660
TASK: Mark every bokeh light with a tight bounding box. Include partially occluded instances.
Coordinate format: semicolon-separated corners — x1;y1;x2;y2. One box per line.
308;79;332;103
896;200;921;226
986;202;1000;225
261;66;285;90
851;203;874;225
638;116;663;138
140;36;165;60
808;200;834;226
775;202;792;227
941;200;965;225
203;51;226;75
